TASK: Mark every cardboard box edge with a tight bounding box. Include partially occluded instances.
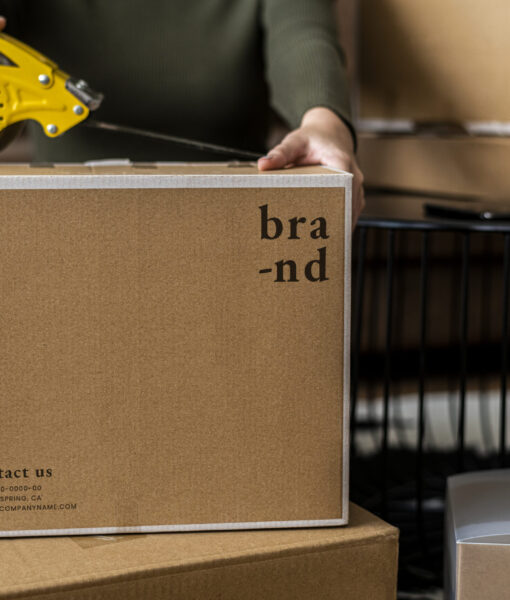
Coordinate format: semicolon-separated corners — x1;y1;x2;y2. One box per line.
3;528;398;598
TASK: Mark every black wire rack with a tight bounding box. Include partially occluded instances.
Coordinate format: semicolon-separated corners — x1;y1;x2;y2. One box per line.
350;191;510;598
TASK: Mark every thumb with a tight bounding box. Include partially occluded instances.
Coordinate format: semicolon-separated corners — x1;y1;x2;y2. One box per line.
0;17;6;31
258;133;307;171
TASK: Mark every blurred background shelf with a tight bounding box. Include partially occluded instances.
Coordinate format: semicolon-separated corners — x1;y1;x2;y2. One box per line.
351;192;510;598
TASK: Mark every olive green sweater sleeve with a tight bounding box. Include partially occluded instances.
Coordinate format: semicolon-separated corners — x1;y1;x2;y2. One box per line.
0;0;354;161
261;0;354;139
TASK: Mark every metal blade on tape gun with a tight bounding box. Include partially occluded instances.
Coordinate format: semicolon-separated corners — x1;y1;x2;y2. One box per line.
0;32;260;159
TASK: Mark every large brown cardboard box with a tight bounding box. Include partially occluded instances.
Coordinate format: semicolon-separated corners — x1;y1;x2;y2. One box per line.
359;0;510;126
0;504;398;600
359;134;510;201
0;163;352;536
445;470;510;600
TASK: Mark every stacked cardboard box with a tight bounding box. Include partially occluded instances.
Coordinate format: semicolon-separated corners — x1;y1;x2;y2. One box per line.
358;135;510;201
355;0;510;200
445;470;510;600
0;504;398;600
0;164;351;536
0;163;398;597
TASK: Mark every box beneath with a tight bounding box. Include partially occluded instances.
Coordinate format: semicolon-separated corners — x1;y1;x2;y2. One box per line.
0;504;398;600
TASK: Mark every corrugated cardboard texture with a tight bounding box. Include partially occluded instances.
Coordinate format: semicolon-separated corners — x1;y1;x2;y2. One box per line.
360;0;510;122
457;543;510;600
0;164;350;535
359;134;510;202
0;504;398;600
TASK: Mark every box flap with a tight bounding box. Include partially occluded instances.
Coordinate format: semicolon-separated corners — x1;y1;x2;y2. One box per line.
0;163;346;177
0;163;351;189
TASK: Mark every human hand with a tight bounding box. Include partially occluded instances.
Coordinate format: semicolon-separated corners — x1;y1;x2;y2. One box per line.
258;107;365;228
0;16;5;31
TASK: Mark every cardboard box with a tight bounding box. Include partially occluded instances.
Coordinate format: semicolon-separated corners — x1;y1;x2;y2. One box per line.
0;503;398;600
359;134;510;202
0;163;352;536
445;470;510;600
359;0;510;127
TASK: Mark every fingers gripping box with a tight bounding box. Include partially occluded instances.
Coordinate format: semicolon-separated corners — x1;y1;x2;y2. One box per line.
0;163;352;537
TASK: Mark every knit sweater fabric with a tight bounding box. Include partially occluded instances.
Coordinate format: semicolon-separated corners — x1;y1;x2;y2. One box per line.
0;0;352;162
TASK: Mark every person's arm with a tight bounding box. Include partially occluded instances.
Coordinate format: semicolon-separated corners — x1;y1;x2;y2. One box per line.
258;0;364;226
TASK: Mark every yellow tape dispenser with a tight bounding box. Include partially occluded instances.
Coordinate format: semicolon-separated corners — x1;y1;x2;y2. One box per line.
0;32;102;147
0;32;260;159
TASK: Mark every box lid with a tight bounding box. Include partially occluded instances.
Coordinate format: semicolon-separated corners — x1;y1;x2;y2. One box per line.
0;163;352;195
0;163;338;173
448;470;510;544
